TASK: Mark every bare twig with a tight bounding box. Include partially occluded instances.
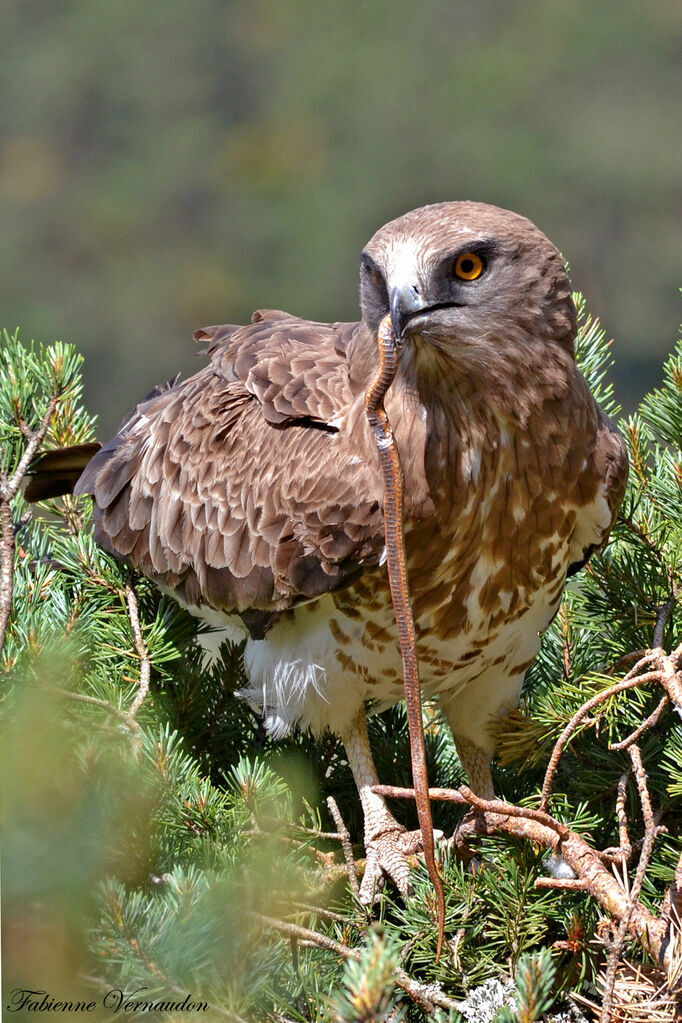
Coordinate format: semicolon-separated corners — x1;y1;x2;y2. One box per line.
124;583;151;722
534;877;588;891
600;745;659;1023
606;649;650;675
655;647;682;710
613;771;633;864
286;900;350;924
252;913;460;1014
629;745;656;844
609;695;670;751
327;795;360;897
458;784;572;838
372;783;467;804
0;394;59;654
653;592;678;649
540;666;666;810
372;783;570;838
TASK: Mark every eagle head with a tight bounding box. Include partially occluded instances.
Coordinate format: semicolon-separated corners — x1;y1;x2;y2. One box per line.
359;201;577;365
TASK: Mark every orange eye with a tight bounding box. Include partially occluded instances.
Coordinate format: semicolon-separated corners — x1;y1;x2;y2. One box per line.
454;252;485;281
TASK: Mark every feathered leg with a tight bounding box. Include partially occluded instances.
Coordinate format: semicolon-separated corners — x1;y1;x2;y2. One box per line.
441;679;511;800
451;732;496;800
340;706;425;904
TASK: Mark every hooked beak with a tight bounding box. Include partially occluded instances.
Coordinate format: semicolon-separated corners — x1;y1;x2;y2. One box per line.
390;284;463;342
389;283;428;341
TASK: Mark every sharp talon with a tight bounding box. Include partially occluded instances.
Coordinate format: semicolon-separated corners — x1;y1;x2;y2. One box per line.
358;826;445;904
359;828;412;903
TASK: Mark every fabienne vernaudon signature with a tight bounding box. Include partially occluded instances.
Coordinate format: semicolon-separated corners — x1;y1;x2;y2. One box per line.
6;988;210;1014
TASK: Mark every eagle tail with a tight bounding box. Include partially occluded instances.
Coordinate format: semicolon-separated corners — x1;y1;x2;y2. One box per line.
23;442;102;502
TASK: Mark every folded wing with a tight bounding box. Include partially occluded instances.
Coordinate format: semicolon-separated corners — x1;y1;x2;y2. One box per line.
75;310;386;614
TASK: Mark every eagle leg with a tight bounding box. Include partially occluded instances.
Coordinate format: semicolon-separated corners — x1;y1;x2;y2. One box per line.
340;706;436;904
451;733;496;800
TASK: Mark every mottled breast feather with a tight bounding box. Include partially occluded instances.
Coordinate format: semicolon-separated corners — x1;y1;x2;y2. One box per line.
75;311;388;615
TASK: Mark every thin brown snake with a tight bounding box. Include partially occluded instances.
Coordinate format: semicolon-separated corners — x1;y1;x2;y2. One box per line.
364;313;446;960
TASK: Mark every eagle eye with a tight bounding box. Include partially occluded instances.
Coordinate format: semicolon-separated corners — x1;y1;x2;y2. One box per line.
362;257;386;293
454;252;485;281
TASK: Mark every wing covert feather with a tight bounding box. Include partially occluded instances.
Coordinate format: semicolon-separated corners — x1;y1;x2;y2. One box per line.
567;408;629;577
76;313;386;613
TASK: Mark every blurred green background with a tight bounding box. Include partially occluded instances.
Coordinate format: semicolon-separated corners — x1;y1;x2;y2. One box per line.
2;0;680;436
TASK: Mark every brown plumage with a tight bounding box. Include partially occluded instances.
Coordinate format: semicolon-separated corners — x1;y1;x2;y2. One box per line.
24;442;102;502
28;201;628;900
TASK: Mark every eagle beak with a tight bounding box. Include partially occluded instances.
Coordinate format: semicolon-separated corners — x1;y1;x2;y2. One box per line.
389;283;428;341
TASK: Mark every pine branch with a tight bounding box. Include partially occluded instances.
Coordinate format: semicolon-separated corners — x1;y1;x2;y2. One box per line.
252;914;460;1016
0;394;58;653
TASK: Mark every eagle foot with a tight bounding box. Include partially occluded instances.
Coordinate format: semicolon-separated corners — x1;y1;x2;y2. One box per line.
358;825;444;905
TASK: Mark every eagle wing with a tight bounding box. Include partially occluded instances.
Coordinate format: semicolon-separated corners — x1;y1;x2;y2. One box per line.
567;408;629;577
75;310;386;613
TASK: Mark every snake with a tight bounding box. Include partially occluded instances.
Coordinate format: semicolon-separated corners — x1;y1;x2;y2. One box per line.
364;312;446;960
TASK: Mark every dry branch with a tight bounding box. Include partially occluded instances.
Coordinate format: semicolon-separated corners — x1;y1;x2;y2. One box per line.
610;695;670;751
0;394;59;654
252;913;460;1015
600;744;660;1022
540;667;667;810
377;781;669;968
124;583;151;726
366;632;682;995
374;630;682;982
327;795;360;897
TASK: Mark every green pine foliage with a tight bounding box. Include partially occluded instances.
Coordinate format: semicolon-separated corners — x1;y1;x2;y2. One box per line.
2;307;681;1021
493;950;556;1023
329;929;404;1023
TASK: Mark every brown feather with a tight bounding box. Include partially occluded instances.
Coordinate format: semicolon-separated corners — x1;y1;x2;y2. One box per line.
24;442;102;502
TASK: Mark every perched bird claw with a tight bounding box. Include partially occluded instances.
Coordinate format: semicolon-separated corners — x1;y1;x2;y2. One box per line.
358;826;445;905
359;826;413;904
